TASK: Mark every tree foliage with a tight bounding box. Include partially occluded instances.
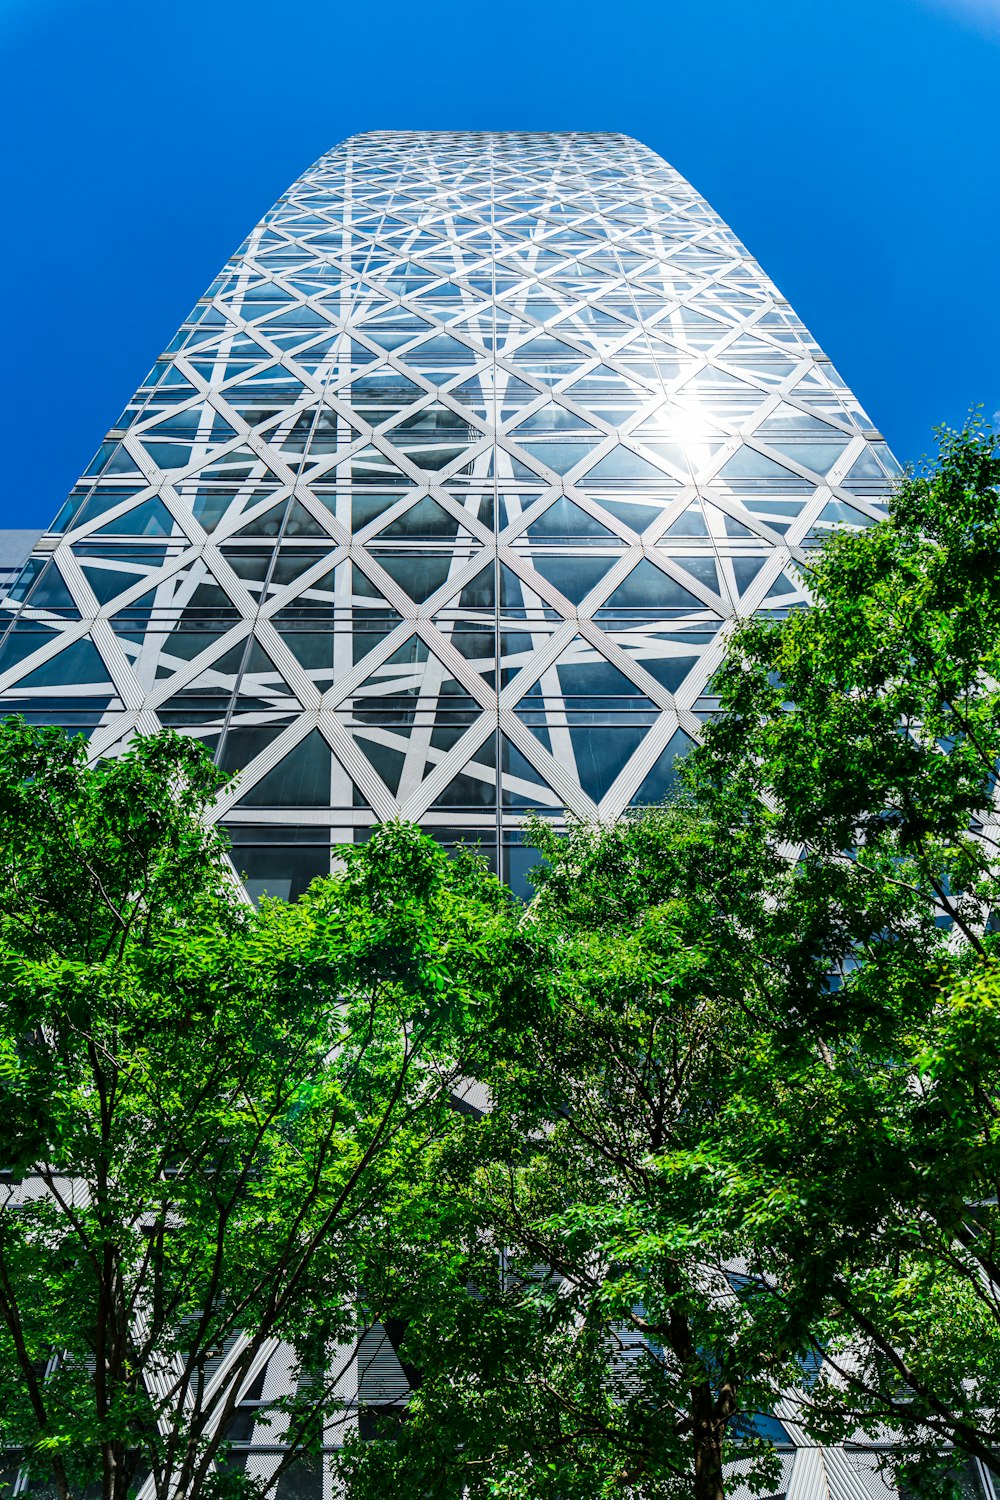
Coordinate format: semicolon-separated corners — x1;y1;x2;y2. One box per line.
684;416;1000;1490
5;417;1000;1500
0;723;510;1500
339;419;1000;1500
339;797;848;1500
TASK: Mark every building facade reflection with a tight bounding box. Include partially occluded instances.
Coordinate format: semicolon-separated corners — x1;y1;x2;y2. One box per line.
0;131;897;898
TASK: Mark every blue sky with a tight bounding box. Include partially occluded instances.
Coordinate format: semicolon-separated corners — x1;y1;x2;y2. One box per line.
1;0;997;530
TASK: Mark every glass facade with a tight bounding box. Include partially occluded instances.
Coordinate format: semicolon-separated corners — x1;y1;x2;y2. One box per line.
0;133;924;1493
0;530;42;596
0;130;897;901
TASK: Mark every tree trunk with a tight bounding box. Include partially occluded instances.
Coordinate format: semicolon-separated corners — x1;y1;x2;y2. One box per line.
104;1440;128;1500
692;1382;727;1500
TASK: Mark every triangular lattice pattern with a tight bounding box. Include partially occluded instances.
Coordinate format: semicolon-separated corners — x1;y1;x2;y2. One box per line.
0;131;897;897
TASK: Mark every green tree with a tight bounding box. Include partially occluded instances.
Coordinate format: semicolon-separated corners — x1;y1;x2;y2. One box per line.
679;416;1000;1491
341;417;1000;1500
0;721;511;1500
338;799;840;1500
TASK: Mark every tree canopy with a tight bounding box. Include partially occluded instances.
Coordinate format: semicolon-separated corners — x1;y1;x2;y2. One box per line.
0;723;514;1500
339;419;1000;1500
3;418;1000;1500
685;415;1000;1492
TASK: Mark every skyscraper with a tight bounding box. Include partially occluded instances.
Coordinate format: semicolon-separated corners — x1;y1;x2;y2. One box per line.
0;131;897;905
0;133;912;1490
